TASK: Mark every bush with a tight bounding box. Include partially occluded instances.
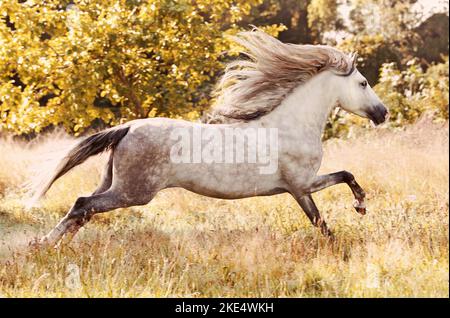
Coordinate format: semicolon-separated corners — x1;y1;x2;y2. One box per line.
0;0;282;135
374;57;449;126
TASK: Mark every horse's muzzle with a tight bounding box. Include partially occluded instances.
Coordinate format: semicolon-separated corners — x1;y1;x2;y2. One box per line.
367;104;388;125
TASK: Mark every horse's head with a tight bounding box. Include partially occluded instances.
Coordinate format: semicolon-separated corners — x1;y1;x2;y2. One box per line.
335;69;388;125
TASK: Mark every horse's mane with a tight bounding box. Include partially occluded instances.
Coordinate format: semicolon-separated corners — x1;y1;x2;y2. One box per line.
207;29;356;123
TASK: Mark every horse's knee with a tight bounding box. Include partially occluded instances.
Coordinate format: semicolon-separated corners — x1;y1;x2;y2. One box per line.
341;170;355;183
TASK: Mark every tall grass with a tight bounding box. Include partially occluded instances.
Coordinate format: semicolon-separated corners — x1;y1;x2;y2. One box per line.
0;119;448;297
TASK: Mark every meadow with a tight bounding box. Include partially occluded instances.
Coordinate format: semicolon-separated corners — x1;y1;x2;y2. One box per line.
0;119;448;297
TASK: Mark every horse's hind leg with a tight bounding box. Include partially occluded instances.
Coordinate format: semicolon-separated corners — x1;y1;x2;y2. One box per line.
41;189;154;246
42;154;116;245
92;153;113;195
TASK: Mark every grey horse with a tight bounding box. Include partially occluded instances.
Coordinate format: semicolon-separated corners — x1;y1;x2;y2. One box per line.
34;30;388;245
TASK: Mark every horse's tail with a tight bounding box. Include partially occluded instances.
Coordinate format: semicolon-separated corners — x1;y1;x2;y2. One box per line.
31;126;130;203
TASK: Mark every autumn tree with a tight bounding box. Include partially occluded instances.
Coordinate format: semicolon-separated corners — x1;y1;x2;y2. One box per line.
340;0;424;84
0;0;282;135
240;0;343;44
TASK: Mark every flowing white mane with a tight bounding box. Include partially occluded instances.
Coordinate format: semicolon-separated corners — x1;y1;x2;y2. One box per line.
208;29;357;123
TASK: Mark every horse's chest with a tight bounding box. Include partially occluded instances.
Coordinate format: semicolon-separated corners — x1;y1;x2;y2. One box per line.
280;144;323;179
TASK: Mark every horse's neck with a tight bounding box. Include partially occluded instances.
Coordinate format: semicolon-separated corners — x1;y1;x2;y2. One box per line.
261;71;338;139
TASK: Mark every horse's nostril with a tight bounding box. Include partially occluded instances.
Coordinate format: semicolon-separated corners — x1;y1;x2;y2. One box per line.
368;104;389;125
376;104;388;122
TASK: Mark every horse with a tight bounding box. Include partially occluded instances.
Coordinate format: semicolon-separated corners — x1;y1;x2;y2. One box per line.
33;29;388;246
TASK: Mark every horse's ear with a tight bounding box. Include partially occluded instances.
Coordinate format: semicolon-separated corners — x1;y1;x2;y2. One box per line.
350;52;358;69
334;52;358;77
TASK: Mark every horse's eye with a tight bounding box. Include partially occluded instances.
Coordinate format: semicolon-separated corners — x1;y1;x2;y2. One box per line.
360;80;368;88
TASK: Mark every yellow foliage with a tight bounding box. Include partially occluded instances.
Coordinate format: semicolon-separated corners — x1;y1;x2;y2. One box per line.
0;0;282;135
307;0;338;38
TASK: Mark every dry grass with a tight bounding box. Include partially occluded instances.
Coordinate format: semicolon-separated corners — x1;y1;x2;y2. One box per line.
0;119;448;297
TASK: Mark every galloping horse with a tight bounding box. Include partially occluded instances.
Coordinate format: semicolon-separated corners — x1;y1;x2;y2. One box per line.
34;30;388;245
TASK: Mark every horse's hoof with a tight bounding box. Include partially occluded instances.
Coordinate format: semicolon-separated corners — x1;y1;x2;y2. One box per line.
29;238;43;249
355;206;366;215
325;231;336;242
38;235;58;248
353;200;366;215
28;236;54;249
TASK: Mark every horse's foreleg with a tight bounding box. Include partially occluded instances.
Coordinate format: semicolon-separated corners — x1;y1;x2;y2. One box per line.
307;170;366;215
296;194;333;238
40;190;130;246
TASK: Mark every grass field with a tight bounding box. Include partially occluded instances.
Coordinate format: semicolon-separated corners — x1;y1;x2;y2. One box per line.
0;119;448;297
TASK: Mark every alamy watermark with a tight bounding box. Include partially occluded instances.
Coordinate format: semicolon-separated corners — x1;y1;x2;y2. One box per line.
170;126;279;175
